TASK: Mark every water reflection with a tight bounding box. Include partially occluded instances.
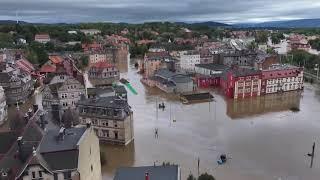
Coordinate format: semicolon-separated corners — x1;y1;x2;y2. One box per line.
226;91;302;119
101;142;135;176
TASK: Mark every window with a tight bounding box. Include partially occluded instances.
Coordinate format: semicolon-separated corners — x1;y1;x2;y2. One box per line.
91;165;93;172
102;130;109;137
39;171;42;178
32;172;36;179
63;171;72;180
114;121;118;127
114;131;118;139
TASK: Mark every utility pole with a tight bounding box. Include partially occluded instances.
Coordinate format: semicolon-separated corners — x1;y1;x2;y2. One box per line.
310;142;316;168
315;64;319;80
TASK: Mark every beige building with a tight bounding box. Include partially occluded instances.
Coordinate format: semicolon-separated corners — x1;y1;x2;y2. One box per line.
42;75;85;114
0;86;7;125
77;96;134;145
16;126;102;180
89;53;107;65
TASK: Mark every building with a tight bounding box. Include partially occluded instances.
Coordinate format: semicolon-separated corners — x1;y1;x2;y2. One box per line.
80;29;101;35
179;50;200;71
0;86;7;125
194;64;228;88
222;50;257;67
34;34;50;44
254;54;279;70
89;52;108;65
199;49;214;64
221;68;262;99
0;63;34;105
82;42;103;53
88;62;120;86
16;127;102;180
261;64;304;95
68;30;77;34
42;75;85;117
289;34;311;51
77;96;134;145
114;165;181;180
141;51;171;77
152;69;194;93
0;106;44;180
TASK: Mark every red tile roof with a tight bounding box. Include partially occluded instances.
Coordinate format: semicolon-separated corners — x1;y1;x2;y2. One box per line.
39;64;56;73
35;34;50;40
16;59;35;73
91;61;114;69
49;55;63;64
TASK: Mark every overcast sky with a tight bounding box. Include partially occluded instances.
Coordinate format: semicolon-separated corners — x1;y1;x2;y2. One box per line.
0;0;320;24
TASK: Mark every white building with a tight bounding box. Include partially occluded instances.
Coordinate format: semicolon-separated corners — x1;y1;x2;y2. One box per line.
34;34;50;44
80;29;101;36
0;86;7;125
179;50;200;71
68;30;78;34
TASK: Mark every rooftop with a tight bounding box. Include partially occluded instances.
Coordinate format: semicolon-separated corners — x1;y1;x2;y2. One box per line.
39;127;86;153
114;165;179;180
77;96;131;111
195;63;228;71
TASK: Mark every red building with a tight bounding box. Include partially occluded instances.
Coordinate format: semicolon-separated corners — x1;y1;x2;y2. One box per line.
221;68;262;99
196;75;221;88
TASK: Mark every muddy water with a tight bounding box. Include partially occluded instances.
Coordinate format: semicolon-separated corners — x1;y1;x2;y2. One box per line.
100;59;320;180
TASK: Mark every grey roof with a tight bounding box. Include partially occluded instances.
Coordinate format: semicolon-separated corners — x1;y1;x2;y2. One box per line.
195;63;228;71
78;96;131;111
39;127;86;153
114;85;127;94
231;68;261;77
114;165;179;180
41;150;79;171
0;131;17;154
155;69;192;84
87;87;114;96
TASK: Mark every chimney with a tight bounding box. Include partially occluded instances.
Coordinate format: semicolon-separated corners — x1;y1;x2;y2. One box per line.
145;172;149;180
27;108;33;119
24;114;29;124
33;104;38;113
58;127;66;140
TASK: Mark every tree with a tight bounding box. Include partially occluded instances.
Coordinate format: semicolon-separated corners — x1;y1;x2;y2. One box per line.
80;56;89;67
61;108;79;128
271;33;284;44
187;174;196;180
309;38;320;51
198;173;215;180
255;31;268;44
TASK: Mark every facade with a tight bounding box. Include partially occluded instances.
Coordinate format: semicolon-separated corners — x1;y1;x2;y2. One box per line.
16;127;102;180
89;53;107;65
114;165;181;180
142;51;171;77
261;64;304;95
194;64;228;88
0;63;34;105
221;68;262;99
152;69;194;93
80;29;101;35
88;62;120;86
77;96;134;145
222;50;257;67
42;75;85;115
254;54;279;70
289;34;311;51
0;86;7;125
34;34;50;44
179;50;200;71
199;49;214;64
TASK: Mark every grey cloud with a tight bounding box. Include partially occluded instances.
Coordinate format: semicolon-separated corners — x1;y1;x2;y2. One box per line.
0;0;319;23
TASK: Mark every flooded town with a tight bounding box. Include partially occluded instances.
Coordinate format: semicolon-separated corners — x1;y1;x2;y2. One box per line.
1;16;320;180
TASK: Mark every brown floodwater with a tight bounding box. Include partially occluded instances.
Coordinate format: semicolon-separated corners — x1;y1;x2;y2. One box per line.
2;57;320;180
101;59;320;180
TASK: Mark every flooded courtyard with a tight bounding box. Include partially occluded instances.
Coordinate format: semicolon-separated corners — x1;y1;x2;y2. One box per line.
101;59;320;180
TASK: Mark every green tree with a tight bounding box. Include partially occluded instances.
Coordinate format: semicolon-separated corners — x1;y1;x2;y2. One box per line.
80;55;89;68
255;31;268;44
309;38;320;51
187;174;196;180
271;33;284;44
198;173;215;180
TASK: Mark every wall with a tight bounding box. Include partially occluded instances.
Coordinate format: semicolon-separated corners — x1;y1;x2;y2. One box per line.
77;128;102;180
